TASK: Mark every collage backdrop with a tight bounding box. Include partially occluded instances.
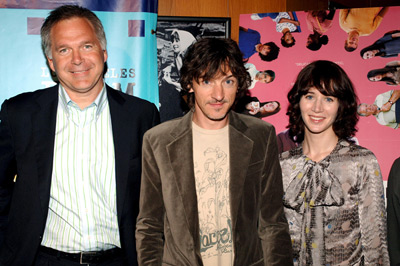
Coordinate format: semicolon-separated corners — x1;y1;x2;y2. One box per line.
239;7;400;180
0;0;159;106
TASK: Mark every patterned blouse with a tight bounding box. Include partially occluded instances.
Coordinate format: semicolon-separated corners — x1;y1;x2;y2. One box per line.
279;140;389;265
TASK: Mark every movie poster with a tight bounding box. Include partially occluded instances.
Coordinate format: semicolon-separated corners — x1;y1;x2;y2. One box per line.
239;7;400;179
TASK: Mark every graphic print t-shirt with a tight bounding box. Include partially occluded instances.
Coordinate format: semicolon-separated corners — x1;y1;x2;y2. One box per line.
192;122;234;265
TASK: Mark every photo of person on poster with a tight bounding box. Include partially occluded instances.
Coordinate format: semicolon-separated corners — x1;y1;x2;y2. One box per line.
239;26;280;61
358;89;400;129
361;30;400;59
235;94;281;118
250;12;301;48
245;62;275;89
368;61;400;85
339;7;389;52
305;10;335;51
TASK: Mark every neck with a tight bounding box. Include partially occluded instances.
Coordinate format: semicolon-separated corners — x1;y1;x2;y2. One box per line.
373;104;380;115
302;131;339;162
350;29;359;37
64;84;104;110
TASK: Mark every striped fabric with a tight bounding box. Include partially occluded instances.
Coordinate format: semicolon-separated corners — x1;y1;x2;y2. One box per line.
41;85;120;252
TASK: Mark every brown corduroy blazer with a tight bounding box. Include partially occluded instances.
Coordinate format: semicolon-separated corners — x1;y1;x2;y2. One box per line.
136;111;293;266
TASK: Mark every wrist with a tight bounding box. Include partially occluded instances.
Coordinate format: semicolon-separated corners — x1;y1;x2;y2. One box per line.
388;100;394;105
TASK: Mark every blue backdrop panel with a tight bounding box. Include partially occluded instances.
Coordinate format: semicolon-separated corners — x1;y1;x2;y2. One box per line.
0;0;158;106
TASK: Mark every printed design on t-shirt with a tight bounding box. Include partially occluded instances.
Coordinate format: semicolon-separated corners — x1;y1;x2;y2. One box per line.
195;146;233;258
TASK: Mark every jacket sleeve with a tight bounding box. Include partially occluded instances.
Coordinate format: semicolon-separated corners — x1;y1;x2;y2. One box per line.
0;100;16;248
386;157;400;265
258;126;293;266
136;131;165;265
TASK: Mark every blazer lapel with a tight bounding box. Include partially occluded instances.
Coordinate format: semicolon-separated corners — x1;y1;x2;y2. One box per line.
166;112;200;242
107;86;131;223
228;112;254;234
33;85;58;215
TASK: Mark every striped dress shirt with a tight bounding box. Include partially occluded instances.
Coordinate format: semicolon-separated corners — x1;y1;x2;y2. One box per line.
41;85;120;252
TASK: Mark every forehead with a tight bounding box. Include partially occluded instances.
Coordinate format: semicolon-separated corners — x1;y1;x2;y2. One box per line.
199;62;234;78
201;70;234;80
50;17;96;40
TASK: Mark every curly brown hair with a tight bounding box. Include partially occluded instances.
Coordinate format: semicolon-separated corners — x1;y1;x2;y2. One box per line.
286;60;359;143
179;38;251;108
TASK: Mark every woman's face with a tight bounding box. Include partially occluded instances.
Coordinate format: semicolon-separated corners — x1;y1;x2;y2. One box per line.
300;87;339;137
282;32;294;45
263;101;278;112
257;72;273;83
369;74;382;82
306;36;312;46
362;49;379;59
172;36;181;54
259;45;271;56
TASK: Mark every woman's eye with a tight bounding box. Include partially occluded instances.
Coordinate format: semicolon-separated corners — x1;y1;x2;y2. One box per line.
326;97;334;102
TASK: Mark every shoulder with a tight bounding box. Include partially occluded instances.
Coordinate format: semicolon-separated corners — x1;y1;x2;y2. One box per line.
232;111;275;133
339;140;378;163
107;85;156;110
247;28;260;36
1;85;57;111
6;85;56;102
144;115;186;139
106;85;159;123
389;157;400;176
279;145;302;161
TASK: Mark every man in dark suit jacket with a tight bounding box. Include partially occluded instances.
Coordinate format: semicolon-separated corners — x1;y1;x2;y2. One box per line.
0;5;159;266
387;157;400;266
136;38;292;265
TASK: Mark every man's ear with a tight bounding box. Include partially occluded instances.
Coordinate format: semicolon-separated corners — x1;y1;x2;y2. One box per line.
103;49;108;62
188;84;193;93
47;56;55;72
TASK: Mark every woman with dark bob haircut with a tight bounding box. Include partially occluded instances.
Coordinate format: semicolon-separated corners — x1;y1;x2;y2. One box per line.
280;60;389;265
180;38;251;109
286;60;358;143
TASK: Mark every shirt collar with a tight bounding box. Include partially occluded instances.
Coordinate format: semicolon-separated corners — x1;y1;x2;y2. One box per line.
58;84;108;118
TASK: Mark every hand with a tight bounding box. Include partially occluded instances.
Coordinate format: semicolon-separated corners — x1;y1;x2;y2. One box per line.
162;70;173;85
246;101;260;115
381;102;392;112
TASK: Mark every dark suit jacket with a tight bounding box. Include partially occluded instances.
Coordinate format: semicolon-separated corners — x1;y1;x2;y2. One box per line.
0;84;160;266
136;111;293;265
387;157;400;266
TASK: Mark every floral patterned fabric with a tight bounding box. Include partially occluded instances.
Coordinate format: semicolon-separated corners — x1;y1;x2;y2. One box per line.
280;140;389;265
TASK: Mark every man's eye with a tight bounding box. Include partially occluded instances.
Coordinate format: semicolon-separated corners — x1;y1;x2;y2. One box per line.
59;48;68;54
84;44;93;50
